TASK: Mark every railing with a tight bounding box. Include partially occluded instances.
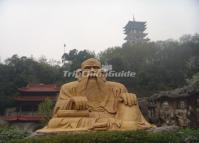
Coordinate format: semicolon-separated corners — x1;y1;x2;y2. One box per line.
0;113;43;121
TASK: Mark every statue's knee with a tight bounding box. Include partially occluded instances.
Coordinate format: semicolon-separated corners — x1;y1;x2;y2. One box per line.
116;103;141;121
121;121;138;130
48;118;62;128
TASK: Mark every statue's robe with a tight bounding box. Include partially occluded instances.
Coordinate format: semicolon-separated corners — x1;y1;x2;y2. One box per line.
37;79;152;132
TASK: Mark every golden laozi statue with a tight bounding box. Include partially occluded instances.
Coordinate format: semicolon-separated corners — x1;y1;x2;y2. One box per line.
37;58;153;133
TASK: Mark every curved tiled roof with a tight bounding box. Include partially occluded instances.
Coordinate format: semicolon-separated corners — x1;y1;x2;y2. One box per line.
18;83;60;92
14;96;57;101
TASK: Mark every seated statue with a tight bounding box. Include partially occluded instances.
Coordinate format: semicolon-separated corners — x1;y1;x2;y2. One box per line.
37;58;153;133
175;101;190;128
159;101;175;126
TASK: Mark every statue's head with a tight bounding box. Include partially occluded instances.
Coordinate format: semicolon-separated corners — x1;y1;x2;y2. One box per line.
81;58;101;70
79;58;105;80
179;101;186;109
76;58;106;90
162;101;169;110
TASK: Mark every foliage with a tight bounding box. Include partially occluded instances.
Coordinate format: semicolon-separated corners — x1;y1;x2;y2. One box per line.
10;129;199;143
99;34;199;96
0;126;29;143
62;49;95;71
38;98;54;126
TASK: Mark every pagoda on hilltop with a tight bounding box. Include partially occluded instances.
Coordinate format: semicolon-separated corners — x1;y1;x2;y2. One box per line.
124;16;149;44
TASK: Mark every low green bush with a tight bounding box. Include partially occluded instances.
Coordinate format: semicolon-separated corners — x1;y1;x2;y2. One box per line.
38;98;54;126
10;128;199;143
0;126;29;143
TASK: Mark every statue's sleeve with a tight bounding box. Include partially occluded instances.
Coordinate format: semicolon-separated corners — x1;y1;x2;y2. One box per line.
112;83;128;96
120;84;128;93
53;84;74;116
104;82;128;113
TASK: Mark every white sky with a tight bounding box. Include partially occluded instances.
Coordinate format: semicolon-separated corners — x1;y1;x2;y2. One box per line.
0;0;199;62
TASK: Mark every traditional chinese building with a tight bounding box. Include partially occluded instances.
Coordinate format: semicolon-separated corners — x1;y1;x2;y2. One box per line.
124;16;149;44
1;84;59;124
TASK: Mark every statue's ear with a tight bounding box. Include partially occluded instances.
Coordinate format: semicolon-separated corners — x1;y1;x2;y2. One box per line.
75;69;82;81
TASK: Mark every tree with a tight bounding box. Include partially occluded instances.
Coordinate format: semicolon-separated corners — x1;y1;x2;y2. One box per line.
62;49;95;71
99;34;199;97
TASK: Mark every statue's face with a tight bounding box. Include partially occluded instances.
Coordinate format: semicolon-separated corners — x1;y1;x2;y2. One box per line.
79;58;106;82
179;101;186;109
162;101;169;110
82;65;101;79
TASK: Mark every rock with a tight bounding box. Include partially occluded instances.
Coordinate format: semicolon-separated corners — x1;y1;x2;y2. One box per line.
146;125;180;133
28;126;181;139
27;132;42;138
10;122;41;133
0;119;8;126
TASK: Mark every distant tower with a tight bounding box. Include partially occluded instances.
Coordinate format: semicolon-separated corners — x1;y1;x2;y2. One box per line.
124;17;149;44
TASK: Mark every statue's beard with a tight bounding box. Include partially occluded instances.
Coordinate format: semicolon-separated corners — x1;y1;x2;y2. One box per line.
78;73;106;92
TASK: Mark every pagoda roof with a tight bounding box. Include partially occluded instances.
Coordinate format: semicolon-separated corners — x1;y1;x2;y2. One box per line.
18;83;60;92
14;96;57;101
124;20;146;27
124;20;146;32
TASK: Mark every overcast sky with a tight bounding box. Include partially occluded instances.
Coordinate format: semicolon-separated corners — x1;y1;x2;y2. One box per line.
0;0;199;62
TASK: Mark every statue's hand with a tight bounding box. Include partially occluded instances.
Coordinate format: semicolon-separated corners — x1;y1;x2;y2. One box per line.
67;96;88;110
89;119;121;131
120;93;137;106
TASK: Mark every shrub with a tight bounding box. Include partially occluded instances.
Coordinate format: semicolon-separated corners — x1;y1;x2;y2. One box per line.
0;126;29;143
10;129;199;143
38;98;54;125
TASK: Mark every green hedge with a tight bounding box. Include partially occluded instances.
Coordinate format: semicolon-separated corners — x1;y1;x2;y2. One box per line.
10;128;199;143
0;127;29;143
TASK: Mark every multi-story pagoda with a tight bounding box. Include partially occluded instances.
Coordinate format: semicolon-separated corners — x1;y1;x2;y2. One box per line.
2;84;59;123
124;17;149;44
